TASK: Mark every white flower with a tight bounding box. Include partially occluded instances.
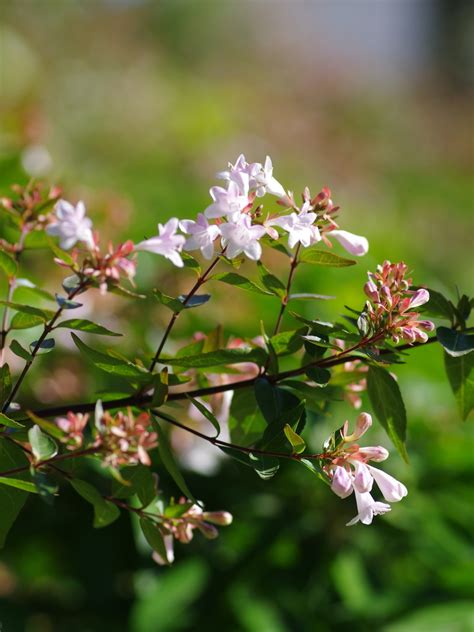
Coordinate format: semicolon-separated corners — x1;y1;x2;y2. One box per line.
217;154;261;188
220;214;266;260
366;465;408;502
329;230;369;257
270;209;319;248
346;489;391;526
331;466;353;499
255;156;286;198
205;177;249;219
46;199;93;250
135;218;186;268
351;461;374;493
180;213;221;260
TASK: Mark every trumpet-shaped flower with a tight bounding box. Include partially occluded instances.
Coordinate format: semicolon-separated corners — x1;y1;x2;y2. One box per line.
270;209;319;248
220;214;266;260
205;177;249;219
329;229;369;256
46;199;93;250
135;218;186;268
366;465;408;502
346;489;391;526
180;214;221;260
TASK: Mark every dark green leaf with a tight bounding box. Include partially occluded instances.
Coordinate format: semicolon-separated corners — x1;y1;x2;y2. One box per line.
10;339;32;361
29;338;55;353
0;413;24;429
186;397;220;437
444;351;474;421
0;364;12;404
140;518;170;563
255;378;283;425
56;318;121;336
151;416;196;502
70;479;120;528
26;411;64;439
151;370;168;408
367;366;408;462
306;366;331;385
437;327;474;357
418;287;455;321
112;465;157;507
0;440;29;547
270;329;306;355
248;453;280;480
299;458;329;484
289;293;335;301
300;249;356;267
153;289;185;313
213;272;271;295
72;333;148;379
161;347;267;369
256;261;286;297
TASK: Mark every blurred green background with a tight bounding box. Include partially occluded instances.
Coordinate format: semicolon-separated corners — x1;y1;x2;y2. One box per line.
0;1;473;631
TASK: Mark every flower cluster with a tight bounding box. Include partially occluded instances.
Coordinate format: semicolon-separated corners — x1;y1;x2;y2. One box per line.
95;405;158;468
56;412;89;450
324;413;407;525
363;261;434;344
153;500;233;566
132;154;369;265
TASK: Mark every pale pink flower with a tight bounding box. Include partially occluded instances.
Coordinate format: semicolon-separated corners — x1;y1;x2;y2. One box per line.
135;218;185;268
341;412;372;442
270;209;319;248
328;229;369;256
46;199;93;250
351;460;374;493
180;213;221;260
346;489;391;526
220;214;266;260
366;465;408;502
205;178;249;219
254;156;287;198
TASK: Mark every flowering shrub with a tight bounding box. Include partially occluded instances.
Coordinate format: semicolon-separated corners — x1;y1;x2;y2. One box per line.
0;155;472;563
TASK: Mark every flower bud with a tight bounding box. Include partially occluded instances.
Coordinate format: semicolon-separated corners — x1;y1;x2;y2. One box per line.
331;466;353;498
342;412;372;442
408;288;429;309
202;511;233;526
197;521;219;540
357;445;389;462
364;280;379;301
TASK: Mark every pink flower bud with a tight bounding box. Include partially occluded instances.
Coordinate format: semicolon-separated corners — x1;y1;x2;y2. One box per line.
197;522;219;540
202;511;233;526
331;466;353;498
418;320;435;331
364;280;379;301
357;446;389;462
408;288;430;309
342;412;372;442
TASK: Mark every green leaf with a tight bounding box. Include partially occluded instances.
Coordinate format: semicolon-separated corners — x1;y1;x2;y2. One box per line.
161;347;267;369
367;366;408;462
300;249;356;267
140;518;170;563
151;369;169;408
0;440;29;547
256;261;286;297
269;329;306;355
48;238;76;266
213;272;271;295
111;464;157;507
0;413;24;429
10;339;32;361
153;289;185;313
299;458;329;484
0;364;12;404
283;424;306;454
10;310;45;330
29;338;55;353
70;479;120;528
55;295;83;310
228;389;266;446
28;425;58;461
181;252;201;276
56;318;122;336
255;378;283;425
0;301;54;321
288;292;336;301
418;287;455;321
0;476;39;493
26;411;64;439
0;250;18;277
437;327;474;357
151;415;196;502
444;351;474;421
71;333;148;379
186;397;220;437
306;366;331;385
248;453;280;480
